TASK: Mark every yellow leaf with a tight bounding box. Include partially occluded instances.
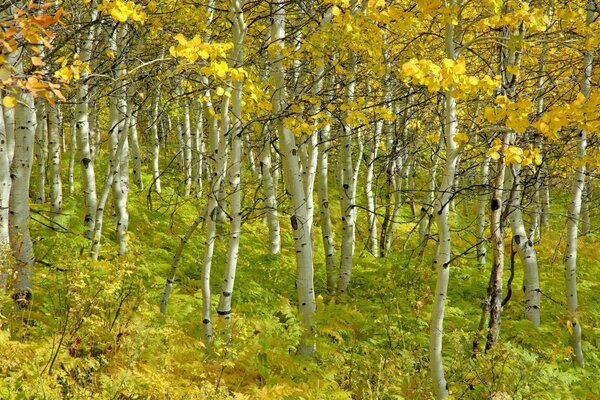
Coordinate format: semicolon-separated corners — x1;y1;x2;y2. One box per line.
215;87;225;96
453;132;469;145
2;96;16;108
110;7;129;22
484;107;496;122
332;6;341;16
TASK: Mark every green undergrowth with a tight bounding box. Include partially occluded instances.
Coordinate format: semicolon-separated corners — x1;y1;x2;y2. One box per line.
1;173;599;399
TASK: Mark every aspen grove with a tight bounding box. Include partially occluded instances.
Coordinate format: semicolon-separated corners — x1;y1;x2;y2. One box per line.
0;0;600;398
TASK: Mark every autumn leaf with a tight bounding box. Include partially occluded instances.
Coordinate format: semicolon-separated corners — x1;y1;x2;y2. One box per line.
3;96;17;108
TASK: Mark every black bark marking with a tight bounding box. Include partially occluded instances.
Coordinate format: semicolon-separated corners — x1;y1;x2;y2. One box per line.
514;235;521;245
491;198;500;211
291;215;298;230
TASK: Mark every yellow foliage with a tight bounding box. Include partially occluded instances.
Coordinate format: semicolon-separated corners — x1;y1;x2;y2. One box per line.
2;95;16;108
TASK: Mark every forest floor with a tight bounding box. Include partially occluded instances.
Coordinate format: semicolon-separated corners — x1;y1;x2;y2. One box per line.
1;176;600;399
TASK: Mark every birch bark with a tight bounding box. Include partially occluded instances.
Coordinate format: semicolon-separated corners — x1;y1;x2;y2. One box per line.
217;0;247;329
508;164;540;326
271;0;316;354
563;0;595;367
430;4;460;396
9;91;37;309
48;103;62;215
75;0;98;239
0;103;9;289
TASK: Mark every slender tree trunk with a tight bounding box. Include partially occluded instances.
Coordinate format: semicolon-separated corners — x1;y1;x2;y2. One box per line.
260;128;281;254
563;0;594;367
271;0;316;354
9;91;37;310
508;165;540;326
75;0;98;238
485;132;509;351
337;0;363;294
91;123;129;260
580;178;591;237
0;103;10;289
161;213;204;314
151;48;165;194
318;120;337;294
128;104;143;190
217;0;247;330
477;157;490;265
48;103;62;215
34;100;47;204
430;6;460;397
108;23;129;257
191;100;203;197
68;119;76;194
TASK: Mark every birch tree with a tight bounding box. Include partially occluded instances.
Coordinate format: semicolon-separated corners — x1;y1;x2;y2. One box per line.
562;0;596;368
271;0;316;354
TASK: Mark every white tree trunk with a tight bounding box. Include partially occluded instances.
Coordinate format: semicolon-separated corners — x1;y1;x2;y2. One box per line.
91;123;128;260
0;103;10;289
563;0;594;367
150;48;165;194
508;165;540;326
477;157;490;265
48;103;62;215
109;23;129;257
217;0;247;329
271;0;316;354
337;0;362;294
68;119;76;194
34;100;47;204
75;0;98;238
260;129;281;254
184;99;192;197
191;100;203;197
581;178;591;237
318;120;337;294
9;91;37;310
430;7;459;397
128;104;143;190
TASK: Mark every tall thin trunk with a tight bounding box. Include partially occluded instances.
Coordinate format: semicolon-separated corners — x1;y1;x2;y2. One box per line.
9;91;37;310
128;103;143;190
151;47;165;194
91;122;129;260
34;100;47;204
486;132;510;351
217;0;247;330
563;0;594;368
161;213;204;314
581;178;591;237
271;0;316;354
48;103;62;215
75;0;98;238
337;0;362;294
508;164;540;326
0;103;10;289
430;5;460;397
185;100;192;196
109;23;129;257
260;128;281;254
477;157;490;265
